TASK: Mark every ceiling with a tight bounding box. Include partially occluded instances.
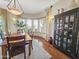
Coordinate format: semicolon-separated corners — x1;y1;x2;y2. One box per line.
0;0;59;14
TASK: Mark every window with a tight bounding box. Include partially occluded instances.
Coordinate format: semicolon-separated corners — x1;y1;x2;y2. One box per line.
17;18;47;38
0;16;3;30
26;19;32;31
0;16;4;41
39;20;43;32
33;19;38;32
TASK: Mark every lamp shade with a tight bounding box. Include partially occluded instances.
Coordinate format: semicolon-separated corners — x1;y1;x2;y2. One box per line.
7;7;23;15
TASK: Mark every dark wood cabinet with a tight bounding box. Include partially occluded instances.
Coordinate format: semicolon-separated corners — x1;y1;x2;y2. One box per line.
54;8;79;58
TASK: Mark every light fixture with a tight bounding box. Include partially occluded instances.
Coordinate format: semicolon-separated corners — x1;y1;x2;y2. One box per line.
7;0;23;15
48;5;54;23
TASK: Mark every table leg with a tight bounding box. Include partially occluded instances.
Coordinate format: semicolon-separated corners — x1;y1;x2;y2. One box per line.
2;45;7;59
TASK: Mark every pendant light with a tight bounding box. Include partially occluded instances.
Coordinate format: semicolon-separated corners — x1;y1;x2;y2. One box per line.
7;0;23;15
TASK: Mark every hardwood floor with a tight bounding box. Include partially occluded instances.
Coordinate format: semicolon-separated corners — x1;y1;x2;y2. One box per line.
31;35;71;59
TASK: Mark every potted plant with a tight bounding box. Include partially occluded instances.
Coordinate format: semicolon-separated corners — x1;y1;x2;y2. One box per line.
16;20;26;34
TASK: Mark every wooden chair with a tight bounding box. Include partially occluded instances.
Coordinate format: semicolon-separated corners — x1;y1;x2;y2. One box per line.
6;35;26;59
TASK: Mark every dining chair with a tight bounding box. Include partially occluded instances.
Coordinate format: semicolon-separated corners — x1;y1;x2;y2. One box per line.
6;35;26;59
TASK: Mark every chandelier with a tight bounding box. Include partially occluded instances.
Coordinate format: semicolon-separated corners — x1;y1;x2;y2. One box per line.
47;5;54;23
7;0;23;15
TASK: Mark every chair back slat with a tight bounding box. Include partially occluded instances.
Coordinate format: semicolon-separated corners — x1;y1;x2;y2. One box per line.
6;35;25;46
6;35;25;41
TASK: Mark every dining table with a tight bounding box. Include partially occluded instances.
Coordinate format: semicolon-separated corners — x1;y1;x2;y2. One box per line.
0;33;32;59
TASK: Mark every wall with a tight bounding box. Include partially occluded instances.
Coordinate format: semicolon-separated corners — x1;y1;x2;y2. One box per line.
21;11;46;19
7;13;17;34
0;8;19;34
52;0;79;15
0;8;7;33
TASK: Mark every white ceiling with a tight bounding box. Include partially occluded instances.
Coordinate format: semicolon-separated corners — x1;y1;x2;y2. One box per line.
0;0;59;14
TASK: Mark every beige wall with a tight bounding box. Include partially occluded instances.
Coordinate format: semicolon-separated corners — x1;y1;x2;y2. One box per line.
52;0;79;15
7;13;17;34
0;9;7;33
0;8;18;34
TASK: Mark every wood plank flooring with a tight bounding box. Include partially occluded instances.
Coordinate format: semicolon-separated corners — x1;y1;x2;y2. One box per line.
31;35;71;59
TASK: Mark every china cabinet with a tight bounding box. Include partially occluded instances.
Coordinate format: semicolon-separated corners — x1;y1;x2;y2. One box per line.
54;8;79;58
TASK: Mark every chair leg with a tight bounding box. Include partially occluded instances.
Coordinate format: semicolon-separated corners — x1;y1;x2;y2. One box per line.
24;46;26;59
29;45;31;56
8;48;11;59
31;40;33;49
24;52;26;59
29;40;32;56
9;51;11;59
8;54;11;59
29;40;33;56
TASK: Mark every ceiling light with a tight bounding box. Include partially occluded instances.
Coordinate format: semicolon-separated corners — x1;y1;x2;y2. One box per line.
47;5;54;23
7;0;23;15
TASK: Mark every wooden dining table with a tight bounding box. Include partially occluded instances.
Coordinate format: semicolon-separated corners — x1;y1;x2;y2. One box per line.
0;33;32;59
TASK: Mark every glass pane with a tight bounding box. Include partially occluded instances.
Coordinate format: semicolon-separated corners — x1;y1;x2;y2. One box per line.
0;16;3;30
65;16;69;23
26;19;32;30
39;20;43;32
70;15;74;22
33;19;38;32
0;16;4;40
